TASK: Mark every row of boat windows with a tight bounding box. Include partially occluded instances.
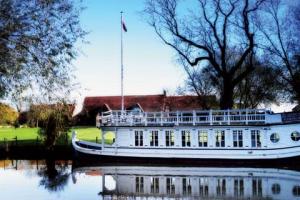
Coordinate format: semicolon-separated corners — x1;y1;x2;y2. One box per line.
134;176;300;197
134;130;262;148
134;130;300;147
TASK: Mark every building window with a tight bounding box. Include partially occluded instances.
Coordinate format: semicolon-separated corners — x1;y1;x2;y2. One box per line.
135;130;143;146
251;130;261;148
270;133;280;143
233;130;243;147
198;130;208;147
182;178;192;195
166;130;175;147
135;177;144;193
215;130;225;147
150;177;159;194
150;130;159;146
199;178;209;197
182;130;191;147
166;177;175;195
216;178;226;196
272;183;281;195
291;131;300;141
252;179;262;197
234;179;244;197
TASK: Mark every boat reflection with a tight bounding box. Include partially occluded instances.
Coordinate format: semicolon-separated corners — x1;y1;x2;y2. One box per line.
73;166;300;199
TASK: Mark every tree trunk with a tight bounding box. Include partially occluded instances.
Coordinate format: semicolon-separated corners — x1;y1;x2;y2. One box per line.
220;78;234;109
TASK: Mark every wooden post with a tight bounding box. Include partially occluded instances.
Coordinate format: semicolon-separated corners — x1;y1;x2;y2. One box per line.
5;138;8;152
15;136;18;147
65;133;68;144
101;130;104;149
96;137;98;143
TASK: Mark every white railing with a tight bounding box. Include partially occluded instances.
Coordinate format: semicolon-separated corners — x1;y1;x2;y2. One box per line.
98;109;275;127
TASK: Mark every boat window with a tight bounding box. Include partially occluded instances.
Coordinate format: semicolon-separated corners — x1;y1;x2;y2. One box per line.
252;179;262;197
271;183;281;195
198;130;208;147
182;130;191;147
150;177;159;194
135;130;143;146
291;131;300;141
136;177;144;194
166;177;176;195
233;130;243;147
293;186;300;196
166;130;175;147
251;130;261;148
234;179;244;197
199;178;209;197
270;133;280;143
215;130;225;147
182;178;192;195
216;178;226;196
150;130;159;146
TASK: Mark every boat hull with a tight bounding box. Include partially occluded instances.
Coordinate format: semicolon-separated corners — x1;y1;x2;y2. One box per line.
72;139;300;160
72;122;300;160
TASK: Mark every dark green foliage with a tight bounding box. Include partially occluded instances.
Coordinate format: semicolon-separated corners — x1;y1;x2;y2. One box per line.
38;103;73;150
0;0;86;98
0;102;18;125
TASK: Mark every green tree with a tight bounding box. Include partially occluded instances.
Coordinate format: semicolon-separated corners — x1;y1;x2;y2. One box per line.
0;0;86;99
0;103;18;125
38;102;73;150
27;104;52;127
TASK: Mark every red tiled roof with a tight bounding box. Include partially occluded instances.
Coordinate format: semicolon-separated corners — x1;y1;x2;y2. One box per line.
82;94;215;112
83;95;165;112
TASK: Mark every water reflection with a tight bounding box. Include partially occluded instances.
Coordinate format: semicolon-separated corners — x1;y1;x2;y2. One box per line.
73;165;300;199
38;160;70;192
1;160;300;200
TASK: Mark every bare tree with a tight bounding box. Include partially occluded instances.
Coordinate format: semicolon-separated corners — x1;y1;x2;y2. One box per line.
235;60;282;108
257;0;300;105
177;61;216;109
144;0;266;109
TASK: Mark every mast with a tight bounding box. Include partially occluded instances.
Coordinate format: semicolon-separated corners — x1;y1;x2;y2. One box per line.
120;11;124;113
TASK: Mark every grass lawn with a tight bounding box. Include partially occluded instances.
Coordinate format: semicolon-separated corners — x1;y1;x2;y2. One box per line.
0;126;114;145
0;127;40;141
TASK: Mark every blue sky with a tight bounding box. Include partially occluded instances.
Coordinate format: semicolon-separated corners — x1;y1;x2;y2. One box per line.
73;0;185;112
72;0;295;113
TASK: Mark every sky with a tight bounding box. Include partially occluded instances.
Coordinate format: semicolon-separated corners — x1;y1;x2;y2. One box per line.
72;0;295;114
72;0;186;113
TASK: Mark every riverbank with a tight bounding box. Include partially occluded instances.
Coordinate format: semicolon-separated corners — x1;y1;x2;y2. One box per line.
0;126;112;159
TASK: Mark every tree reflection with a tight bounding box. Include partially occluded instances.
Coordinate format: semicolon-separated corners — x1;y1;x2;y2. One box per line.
38;159;70;192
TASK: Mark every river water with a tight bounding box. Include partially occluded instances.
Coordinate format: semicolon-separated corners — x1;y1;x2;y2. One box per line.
1;159;300;200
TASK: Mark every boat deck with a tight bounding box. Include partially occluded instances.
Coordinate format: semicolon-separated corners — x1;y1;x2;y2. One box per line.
98;109;283;127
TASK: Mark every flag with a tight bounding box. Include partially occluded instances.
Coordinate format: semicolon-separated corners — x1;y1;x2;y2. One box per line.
122;20;127;32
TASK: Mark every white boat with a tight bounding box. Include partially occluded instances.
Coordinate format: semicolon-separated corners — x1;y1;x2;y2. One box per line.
72;108;300;160
72;165;300;199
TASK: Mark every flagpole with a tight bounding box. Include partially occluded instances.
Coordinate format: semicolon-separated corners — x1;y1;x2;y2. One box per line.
120;11;124;113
